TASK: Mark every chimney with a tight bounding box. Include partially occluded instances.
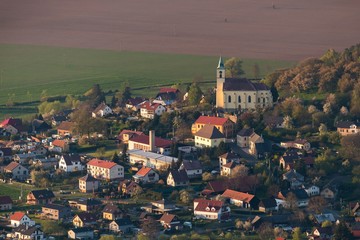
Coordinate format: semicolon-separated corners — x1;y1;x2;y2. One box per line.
149;130;155;152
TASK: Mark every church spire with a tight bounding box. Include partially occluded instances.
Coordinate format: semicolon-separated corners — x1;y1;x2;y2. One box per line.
217;56;224;69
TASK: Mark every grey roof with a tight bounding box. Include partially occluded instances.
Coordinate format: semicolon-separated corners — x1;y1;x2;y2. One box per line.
128;149;178;164
79;174;98;182
217;56;224;69
14;225;41;236
169;169;189;183
259;198;277;208
76;198;102;206
181;160;202;171
30;189;55;200
219;152;239;160
194;125;225;139
113;218;133;226
237;128;254;137
69;227;93;233
43;204;68;211
336;121;360;128
283;169;304;181
223;78;270;92
62;154;81;166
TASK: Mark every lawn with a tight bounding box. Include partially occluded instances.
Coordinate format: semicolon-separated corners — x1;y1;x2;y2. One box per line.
0;182;35;200
0;44;295;106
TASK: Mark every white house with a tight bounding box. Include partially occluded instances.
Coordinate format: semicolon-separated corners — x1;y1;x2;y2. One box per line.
179;160;202;179
58;154;84;172
13;225;44;240
193;199;230;220
92;103;113;118
87;159;124;181
4;162;29;181
132;167;159;184
128;149;178;170
139;101;166;119
304;185;320;197
280;139;311;151
10;212;35;227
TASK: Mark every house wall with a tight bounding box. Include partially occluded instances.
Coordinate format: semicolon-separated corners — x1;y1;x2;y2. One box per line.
237;135;249;148
0;203;12;210
219;90;273;111
87;165;124;180
195;136;225;148
337;126;359;136
79;180;99;193
59;158;84;172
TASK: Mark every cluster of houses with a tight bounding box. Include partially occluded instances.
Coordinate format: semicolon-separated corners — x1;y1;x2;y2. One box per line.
0;59;359;239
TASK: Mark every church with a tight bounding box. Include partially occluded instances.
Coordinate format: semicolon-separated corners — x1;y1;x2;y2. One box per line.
215;57;273;111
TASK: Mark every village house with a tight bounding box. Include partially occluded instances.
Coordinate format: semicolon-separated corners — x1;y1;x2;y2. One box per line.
283;169;305;189
308;227;333;240
133;167;159;184
221;189;259;209
193;198;230;220
125;97;146;111
0;147;12;161
12;225;45;240
51;115;67;126
313;213;336;225
263;115;285;129
0;118;24;135
92;102;113;118
26;189;55;205
304;185;320;197
194;124;225;148
4;162;29;181
128;130;172;155
9;212;35;227
191;115;235;138
118;129;144;144
128;149;178;170
57;121;74;136
139;101;166;119
31;119;51;134
321;186;338;200
13;153;36;164
102;203;124;220
336;121;360;136
153;87;180;106
78;174;100;193
87;159;124;181
167;169;189;187
215;57;273;111
219;152;240;166
277;189;309;208
280;139;311;151
0;195;13;210
258;198;278;213
70;198;102;212
279;150;301;169
179;160;202;179
68;227;94;240
109;218;134;233
159;213;182;230
220;161;237;176
58;154;84;172
143;199;178;214
118;179;142;197
51;139;70;153
73;212;97;227
41;204;71;220
30;145;48;156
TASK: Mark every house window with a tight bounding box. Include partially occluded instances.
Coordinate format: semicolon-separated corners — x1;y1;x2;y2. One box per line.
238;96;241;102
228;96;231;103
258;98;260;103
248;96;251;103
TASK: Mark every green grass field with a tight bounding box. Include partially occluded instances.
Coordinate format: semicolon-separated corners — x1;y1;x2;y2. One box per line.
0;43;295;118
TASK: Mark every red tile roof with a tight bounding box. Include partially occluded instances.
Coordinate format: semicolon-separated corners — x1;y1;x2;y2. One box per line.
130;135;172;148
4;162;20;171
194;199;224;212
222;189;255;203
118;130;144;140
57;121;73;131
159;88;179;94
0;118;22;128
136;167;153;177
52;139;67;148
10;212;25;221
140;101;162;111
159;213;176;224
195;116;229;126
87;159;117;169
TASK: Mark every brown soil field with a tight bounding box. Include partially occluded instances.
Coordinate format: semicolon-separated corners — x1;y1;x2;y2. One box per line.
0;0;359;61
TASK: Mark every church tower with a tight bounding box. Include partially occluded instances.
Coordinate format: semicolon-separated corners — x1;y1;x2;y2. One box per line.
216;56;225;109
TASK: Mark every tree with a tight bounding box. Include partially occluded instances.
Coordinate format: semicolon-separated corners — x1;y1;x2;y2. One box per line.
340;134;360;162
187;82;202;106
292;227;303;240
253;63;260;79
258;222;273;240
286;192;298;212
202;172;215;181
111;151;120;163
321;220;333;228
41;221;66;235
85;84;105;107
225;57;244;78
230;165;249;178
333;221;354;240
116;82;132;106
283;115;294;129
179;189;193;204
140;217;160;239
318;123;328;135
350;81;360;117
308;196;327;214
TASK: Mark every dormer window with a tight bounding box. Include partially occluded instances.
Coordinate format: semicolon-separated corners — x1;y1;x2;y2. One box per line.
211;207;216;212
206;207;210;211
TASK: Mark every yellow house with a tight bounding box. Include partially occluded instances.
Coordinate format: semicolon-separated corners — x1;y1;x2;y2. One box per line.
215;57;273;111
191;115;235;138
194;125;225;148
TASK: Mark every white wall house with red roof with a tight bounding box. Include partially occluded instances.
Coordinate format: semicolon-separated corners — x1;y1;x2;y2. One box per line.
87;159;124;181
132;167;159;184
193;199;230;220
128;130;172;155
10;212;35;227
139;101;166;119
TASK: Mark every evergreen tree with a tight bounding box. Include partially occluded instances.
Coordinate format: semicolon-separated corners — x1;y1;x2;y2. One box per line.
333;221;354;240
187;82;202;106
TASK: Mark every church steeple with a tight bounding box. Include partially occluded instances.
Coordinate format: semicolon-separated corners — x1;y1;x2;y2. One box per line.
217;56;225;69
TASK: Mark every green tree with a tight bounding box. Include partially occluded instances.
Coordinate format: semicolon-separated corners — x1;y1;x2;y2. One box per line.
179;189;193;204
140;217;160;239
333;221;354;240
41;221;66;235
85;84;105;107
351;81;360;117
187;82;202;106
292;227;303;240
111;151;120;163
225;57;245;78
